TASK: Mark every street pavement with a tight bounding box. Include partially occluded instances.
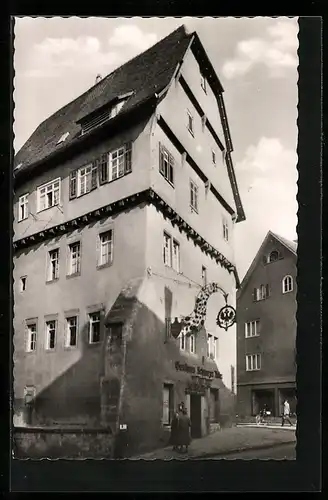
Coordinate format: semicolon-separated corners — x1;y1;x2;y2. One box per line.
131;425;296;460
204;442;296;460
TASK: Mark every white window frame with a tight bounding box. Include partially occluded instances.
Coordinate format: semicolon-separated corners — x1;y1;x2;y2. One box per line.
65;316;78;347
180;332;186;351
45;320;57;350
207;334;218;360
212;337;218;360
162;384;173;426
207;333;212;358
245;320;260;338
246;353;261;371
223;217;229;241
77;164;94;196
98;230;113;267
163;232;172;267
68;241;81;275
187;110;194;136
163;232;180;272
26;323;37;352
20;276;27;292
201;73;207;93
212;149;216;165
89;312;101;344
190;180;198;213
48;248;59;281
282;275;293;294
18;193;29;221
110;146;125;181
172;239;180;273
37;178;60;212
190;333;196;354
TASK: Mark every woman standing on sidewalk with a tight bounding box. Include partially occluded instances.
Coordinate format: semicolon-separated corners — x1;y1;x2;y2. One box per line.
170;406;181;451
177;407;191;454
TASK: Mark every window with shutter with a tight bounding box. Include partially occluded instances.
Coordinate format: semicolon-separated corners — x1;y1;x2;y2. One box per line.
159;143;174;185
91;163;98;189
159;143;165;174
98;155;109;184
265;284;270;298
124;142;132;174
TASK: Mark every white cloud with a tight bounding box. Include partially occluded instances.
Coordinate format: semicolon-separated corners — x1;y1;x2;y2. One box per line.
20;25;157;79
22;36;121;78
108;25;158;52
234;137;298;278
222;19;298;79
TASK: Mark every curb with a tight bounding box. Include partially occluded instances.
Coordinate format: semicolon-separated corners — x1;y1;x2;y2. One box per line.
189;439;296;459
134;439;296;460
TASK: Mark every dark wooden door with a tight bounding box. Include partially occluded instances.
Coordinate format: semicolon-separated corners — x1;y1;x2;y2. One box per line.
190;394;202;438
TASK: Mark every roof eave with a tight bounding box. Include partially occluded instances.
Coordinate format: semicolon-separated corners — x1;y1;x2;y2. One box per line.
14;94;157;184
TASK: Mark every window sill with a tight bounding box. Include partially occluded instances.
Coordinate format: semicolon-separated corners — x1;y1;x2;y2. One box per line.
88;340;101;346
25;350;36;355
160;172;175;188
46;278;59;285
66;272;81;280
18;218;28;223
75;186;97;199
164;264;181;274
245;335;260;339
63;345;78;351
97;262;113;271
37;204;60;214
45;348;56;353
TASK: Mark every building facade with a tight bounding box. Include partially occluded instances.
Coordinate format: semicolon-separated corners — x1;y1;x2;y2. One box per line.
236;232;297;419
13;25;245;455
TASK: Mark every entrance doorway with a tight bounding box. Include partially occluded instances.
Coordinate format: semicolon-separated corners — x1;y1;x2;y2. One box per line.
251;389;275;416
190;394;202;438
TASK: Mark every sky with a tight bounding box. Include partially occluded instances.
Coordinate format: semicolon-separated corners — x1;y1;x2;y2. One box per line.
13;17;299;280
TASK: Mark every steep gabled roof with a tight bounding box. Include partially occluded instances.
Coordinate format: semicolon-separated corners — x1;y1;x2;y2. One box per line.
237;230;297;297
14;25;192;171
270;232;297;254
14;24;245;223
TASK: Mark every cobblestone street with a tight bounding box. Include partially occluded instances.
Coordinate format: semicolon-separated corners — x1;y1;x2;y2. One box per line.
131;425;296;460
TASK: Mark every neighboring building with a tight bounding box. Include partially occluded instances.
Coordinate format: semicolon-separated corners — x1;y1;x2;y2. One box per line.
236;231;297;419
13;25;245;455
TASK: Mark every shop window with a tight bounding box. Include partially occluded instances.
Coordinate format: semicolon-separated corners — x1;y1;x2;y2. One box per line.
162;383;174;425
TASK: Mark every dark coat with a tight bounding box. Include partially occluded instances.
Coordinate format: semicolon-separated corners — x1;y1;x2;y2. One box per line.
177;413;191;446
170;412;180;445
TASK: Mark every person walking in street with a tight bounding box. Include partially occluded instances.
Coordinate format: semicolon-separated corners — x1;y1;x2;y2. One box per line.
281;399;293;426
177;406;191;454
170;407;180;451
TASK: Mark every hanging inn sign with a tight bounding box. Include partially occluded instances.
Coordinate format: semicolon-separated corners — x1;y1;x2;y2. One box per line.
170;282;236;339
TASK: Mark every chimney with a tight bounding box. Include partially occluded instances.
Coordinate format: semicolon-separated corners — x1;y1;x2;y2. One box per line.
95;74;102;84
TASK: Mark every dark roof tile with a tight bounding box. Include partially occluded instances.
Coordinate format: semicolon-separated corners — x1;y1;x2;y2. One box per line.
14;25;192;170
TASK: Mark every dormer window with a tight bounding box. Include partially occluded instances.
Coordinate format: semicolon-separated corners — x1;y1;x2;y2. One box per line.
57;132;70;145
79;96;129;136
269;250;279;262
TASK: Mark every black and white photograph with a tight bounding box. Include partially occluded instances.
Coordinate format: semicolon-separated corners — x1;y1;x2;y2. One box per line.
12;17;299;461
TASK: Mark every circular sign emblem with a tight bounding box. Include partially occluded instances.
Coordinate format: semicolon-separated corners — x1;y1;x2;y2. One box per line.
216;305;236;331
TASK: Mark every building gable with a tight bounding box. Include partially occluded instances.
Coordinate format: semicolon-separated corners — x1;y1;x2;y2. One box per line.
237;231;297;300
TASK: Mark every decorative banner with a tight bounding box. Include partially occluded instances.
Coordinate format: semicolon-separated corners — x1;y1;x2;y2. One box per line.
216;305;236;331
